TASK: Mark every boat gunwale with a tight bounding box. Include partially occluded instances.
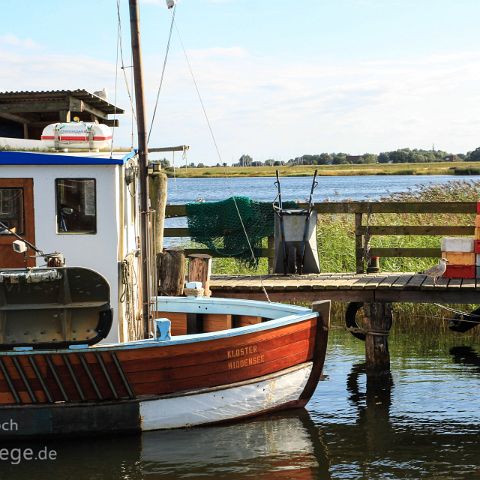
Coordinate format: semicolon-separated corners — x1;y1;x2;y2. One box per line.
0;296;323;356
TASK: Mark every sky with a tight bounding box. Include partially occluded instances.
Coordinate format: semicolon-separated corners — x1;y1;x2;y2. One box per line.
1;0;480;164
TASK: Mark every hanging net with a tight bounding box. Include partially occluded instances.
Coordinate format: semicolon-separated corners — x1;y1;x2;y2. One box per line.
186;196;293;267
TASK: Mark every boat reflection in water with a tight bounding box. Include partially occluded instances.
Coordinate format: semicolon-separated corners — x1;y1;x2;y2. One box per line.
0;411;330;480
3;348;480;479
141;411;331;479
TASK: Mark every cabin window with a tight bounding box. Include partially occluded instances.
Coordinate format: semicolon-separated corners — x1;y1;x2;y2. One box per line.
0;188;24;234
56;179;96;234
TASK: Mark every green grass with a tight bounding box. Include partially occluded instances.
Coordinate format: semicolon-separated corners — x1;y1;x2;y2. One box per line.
169;161;480;178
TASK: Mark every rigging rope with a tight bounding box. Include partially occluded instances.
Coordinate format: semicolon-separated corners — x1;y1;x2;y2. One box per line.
110;0;121;158
147;3;177;144
115;0;137;139
174;19;271;301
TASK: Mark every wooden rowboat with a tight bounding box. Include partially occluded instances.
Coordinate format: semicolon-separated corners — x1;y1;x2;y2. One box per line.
0;267;329;438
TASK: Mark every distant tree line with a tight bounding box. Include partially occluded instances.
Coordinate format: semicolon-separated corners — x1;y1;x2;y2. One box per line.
287;149;467;165
154;147;480;168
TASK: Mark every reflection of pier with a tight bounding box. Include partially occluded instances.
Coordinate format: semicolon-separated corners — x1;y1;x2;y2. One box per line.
320;360;480;479
450;345;480;372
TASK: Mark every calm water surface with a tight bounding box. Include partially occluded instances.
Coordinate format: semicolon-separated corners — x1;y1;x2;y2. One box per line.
167;174;479;204
2;331;479;479
165;175;480;232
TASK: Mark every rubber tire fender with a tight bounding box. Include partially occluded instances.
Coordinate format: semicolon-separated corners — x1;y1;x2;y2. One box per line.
345;302;366;341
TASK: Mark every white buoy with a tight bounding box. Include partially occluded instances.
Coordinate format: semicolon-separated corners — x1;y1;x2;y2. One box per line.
166;0;176;9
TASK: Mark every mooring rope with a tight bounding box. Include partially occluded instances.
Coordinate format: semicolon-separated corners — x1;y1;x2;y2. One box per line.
433;303;480;319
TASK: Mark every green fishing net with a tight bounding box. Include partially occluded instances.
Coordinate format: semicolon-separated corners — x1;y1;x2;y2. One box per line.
186;196;293;267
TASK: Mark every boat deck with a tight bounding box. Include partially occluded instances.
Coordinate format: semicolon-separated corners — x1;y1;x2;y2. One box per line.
210;273;480;304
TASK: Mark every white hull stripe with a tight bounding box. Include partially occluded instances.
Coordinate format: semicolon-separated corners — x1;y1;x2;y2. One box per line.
139;362;313;430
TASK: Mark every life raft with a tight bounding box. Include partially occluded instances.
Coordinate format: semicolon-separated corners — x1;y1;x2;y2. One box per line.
41;122;112;150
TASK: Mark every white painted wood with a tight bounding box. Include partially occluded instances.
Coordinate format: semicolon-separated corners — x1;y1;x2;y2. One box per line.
0;137;46;150
441;237;474;253
139;363;312;430
0;158;138;343
155;295;312;319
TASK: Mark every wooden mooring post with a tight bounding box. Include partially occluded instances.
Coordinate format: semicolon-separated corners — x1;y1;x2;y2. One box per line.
157;248;185;296
188;254;212;296
149;168;168;254
364;302;392;373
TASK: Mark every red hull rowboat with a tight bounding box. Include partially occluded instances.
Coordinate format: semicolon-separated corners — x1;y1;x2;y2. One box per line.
0;275;329;438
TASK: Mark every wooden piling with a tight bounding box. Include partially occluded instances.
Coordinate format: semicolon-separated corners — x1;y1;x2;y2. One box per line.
364;302;392;373
157;248;185;296
149;169;168;254
355;213;364;274
188;254;212;296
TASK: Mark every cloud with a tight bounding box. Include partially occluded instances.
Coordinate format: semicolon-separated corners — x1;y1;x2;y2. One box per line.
0;34;39;49
2;36;480;162
146;46;480;160
186;47;249;59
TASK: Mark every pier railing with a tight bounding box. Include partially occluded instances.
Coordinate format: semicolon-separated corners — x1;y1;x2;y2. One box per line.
165;201;477;273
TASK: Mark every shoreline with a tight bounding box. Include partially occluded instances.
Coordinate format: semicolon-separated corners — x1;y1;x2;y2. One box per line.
167;161;480;178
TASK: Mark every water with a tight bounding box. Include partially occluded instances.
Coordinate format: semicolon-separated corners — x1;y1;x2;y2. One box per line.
2;331;479;479
165;174;479;232
167;174;476;204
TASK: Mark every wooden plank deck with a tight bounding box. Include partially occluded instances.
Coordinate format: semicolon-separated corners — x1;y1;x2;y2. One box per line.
210;273;480;304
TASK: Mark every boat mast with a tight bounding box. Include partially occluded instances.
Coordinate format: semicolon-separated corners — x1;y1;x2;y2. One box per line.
128;0;151;338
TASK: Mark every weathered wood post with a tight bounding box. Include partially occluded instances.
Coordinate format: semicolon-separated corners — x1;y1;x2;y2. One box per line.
355;213;364;274
149;167;168;254
157;248;185;296
364;302;392;373
188;254;212;296
267;235;274;273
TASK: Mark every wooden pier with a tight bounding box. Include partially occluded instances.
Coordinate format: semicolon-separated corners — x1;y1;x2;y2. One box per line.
209;272;480;304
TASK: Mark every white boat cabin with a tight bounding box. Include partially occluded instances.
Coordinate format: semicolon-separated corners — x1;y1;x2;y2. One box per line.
0;143;141;343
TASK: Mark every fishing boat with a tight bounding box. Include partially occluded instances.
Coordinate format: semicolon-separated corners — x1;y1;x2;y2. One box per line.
0;0;330;439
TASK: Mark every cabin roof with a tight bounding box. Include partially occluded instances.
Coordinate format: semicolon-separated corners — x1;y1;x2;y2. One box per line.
0;150;135;166
0;90;124;139
0;89;124;115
